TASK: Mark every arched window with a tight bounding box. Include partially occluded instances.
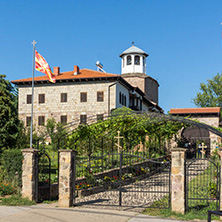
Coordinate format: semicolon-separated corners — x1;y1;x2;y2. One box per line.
127;55;131;65
135;56;140;65
123;58;125;67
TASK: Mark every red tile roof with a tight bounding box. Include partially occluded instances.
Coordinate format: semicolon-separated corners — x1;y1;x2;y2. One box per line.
169;107;221;114
11;68;119;84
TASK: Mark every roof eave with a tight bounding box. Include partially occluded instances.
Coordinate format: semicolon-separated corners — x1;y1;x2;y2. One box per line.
11;76;119;85
119;52;149;57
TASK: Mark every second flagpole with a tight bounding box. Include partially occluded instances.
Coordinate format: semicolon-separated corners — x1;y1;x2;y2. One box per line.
30;40;37;148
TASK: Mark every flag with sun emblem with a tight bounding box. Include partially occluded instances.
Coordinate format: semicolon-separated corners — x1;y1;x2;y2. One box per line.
35;50;56;83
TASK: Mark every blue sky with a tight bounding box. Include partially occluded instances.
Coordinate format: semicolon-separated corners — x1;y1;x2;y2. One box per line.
1;0;222;113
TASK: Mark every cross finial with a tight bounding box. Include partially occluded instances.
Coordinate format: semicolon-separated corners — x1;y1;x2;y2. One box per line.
114;130;124;153
31;40;37;47
199;142;207;158
132;41;134;46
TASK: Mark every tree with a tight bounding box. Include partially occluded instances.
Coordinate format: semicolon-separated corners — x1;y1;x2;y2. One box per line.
193;73;222;107
45;118;68;151
0;75;19;151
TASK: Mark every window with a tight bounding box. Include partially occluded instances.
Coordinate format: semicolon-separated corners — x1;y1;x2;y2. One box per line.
27;95;32;104
97;114;104;121
135;56;140;65
119;92;126;105
61;93;67;102
61;115;67;124
97;91;104;102
38;116;45;126
140;99;142;110
80;115;87;124
39;94;45;104
80;92;87;102
26;116;31;127
127;55;131;65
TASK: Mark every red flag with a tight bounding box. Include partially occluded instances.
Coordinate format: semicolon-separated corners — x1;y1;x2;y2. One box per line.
35;50;56;83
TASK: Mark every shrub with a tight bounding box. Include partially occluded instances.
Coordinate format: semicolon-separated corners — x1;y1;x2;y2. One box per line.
0;182;16;196
208;181;217;198
1;149;23;187
0;165;7;183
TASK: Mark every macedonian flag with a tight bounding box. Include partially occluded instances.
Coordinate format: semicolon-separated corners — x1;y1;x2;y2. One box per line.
35;50;56;83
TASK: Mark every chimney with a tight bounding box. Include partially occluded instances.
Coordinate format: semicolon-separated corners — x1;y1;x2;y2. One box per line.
74;65;79;75
53;67;60;76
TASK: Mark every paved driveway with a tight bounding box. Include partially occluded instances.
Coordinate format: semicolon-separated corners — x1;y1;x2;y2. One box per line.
0;203;203;222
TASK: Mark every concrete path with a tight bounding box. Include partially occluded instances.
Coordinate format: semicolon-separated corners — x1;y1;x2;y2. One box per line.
0;203;205;222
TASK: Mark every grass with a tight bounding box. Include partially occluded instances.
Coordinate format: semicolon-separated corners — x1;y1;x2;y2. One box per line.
0;195;36;206
143;161;220;221
143;196;220;221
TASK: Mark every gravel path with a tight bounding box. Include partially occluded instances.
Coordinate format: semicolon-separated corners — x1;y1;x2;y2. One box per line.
74;170;170;212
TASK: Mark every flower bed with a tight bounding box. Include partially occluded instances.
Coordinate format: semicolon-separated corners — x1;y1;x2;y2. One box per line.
74;156;169;197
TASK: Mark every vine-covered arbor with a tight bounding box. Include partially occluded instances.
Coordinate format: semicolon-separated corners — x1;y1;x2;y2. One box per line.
65;108;222;158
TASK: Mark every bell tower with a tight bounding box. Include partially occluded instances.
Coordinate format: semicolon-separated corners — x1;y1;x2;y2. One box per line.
119;42;148;74
119;43;159;105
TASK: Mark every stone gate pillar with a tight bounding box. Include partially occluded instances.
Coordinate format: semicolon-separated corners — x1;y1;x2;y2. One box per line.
22;148;39;202
171;148;186;214
58;150;75;207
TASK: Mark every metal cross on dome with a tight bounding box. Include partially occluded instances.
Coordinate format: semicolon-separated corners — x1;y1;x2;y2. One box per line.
114;130;123;153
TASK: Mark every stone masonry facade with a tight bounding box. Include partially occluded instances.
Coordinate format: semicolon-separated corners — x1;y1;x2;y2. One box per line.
121;73;159;104
18;81;116;127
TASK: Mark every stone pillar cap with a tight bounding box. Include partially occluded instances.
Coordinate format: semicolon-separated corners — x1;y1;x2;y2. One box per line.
59;149;75;153
171;147;187;152
22;148;39;153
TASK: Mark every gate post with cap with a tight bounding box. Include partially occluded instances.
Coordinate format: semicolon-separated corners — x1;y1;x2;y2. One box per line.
21;148;39;202
58;149;75;207
171;147;186;214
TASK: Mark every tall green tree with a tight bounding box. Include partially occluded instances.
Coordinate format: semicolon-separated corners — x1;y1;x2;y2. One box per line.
0;75;19;151
193;73;222;107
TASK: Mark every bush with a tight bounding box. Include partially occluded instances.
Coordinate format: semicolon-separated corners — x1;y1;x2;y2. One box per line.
1;149;23;187
0;182;16;196
208;181;217;198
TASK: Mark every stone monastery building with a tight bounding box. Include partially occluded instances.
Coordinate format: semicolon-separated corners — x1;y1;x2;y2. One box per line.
12;44;163;127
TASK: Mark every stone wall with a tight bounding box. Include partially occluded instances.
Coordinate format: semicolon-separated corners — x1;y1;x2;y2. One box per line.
145;77;159;104
121;73;159;104
18;81;116;127
121;73;145;92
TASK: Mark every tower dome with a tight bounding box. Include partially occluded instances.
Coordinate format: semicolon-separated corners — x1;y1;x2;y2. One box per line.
119;43;149;74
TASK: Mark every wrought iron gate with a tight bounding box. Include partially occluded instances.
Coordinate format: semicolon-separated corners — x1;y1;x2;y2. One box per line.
73;152;171;210
185;158;220;212
38;152;51;202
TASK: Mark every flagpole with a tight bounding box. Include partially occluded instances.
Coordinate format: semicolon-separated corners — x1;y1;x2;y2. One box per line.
30;40;37;148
